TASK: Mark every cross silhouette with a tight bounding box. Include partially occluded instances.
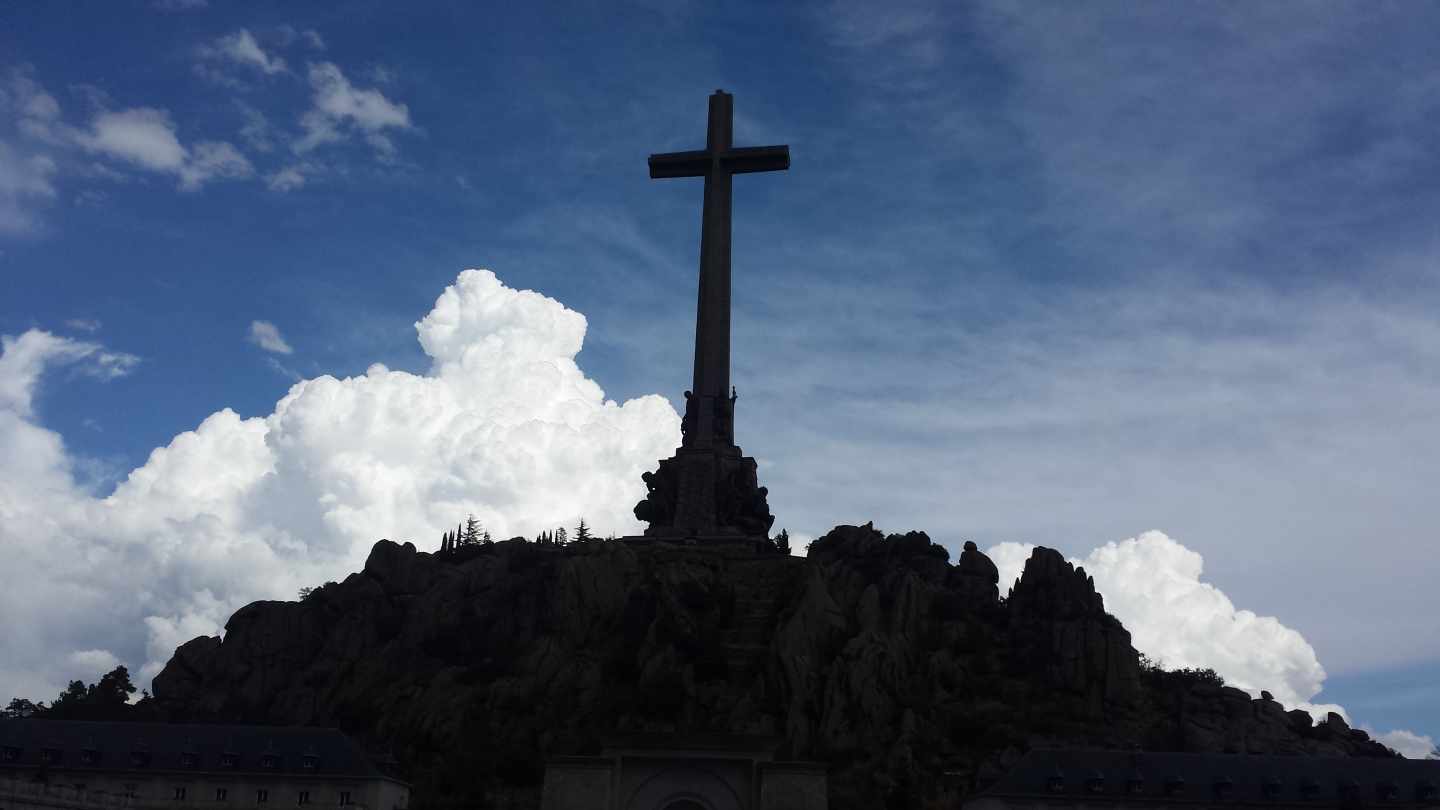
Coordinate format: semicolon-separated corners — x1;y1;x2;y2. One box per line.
649;90;788;449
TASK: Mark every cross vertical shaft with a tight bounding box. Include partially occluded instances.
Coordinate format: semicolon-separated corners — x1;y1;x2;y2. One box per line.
693;91;734;426
648;90;788;450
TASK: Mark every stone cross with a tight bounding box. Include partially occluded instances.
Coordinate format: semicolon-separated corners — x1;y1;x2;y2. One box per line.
649;90;789;449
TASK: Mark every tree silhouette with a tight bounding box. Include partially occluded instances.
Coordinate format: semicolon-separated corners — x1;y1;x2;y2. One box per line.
93;665;137;708
50;680;88;715
462;515;482;545
2;698;41;718
40;666;137;720
574;518;591;542
555;527;568;545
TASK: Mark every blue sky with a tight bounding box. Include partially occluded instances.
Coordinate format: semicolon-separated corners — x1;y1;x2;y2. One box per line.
2;2;1438;753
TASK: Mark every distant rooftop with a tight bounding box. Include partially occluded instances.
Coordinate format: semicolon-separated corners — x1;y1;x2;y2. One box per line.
0;719;404;783
975;750;1440;806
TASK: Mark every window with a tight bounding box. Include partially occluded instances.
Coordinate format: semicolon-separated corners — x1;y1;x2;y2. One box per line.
338;792;351;806
256;789;269;804
124;784;138;799
80;749;100;765
297;791;310;806
39;748;60;764
302;756;318;770
220;753;239;768
260;755;279;770
181;752;200;768
217;789;229;801
174;787;188;800
1;746;20;762
1165;776;1186;796
131;751;151;767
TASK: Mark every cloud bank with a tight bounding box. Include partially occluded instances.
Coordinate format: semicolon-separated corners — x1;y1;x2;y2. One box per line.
990;532;1341;718
1368;729;1436;760
0;269;678;700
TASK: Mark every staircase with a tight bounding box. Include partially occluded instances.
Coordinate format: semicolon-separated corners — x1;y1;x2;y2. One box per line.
720;556;797;691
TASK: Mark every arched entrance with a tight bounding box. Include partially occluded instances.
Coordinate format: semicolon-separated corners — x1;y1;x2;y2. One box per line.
624;766;741;810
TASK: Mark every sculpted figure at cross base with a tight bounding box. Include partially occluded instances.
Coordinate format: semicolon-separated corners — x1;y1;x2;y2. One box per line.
632;90;783;543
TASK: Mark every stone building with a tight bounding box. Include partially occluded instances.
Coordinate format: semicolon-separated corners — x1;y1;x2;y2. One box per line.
540;734;826;810
965;749;1440;810
0;720;408;810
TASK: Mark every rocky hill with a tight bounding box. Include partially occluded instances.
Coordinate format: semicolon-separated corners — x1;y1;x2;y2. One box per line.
149;525;1393;809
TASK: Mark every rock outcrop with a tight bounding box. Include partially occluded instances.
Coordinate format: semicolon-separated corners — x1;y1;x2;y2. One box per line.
150;527;1393;810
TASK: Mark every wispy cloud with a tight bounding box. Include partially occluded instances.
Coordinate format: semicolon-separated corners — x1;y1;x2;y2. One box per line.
266;165;306;192
0;69;63;234
0;330;138;418
294;62;411;156
198;29;287;77
247;320;293;355
75;107;251;191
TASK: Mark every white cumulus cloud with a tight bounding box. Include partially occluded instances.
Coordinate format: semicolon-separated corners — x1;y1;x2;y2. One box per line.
247;320;294;354
0;270;679;702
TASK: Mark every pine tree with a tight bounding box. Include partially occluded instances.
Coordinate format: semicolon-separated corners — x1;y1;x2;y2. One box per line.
462;515;482;545
482;530;492;544
776;528;791;555
574;518;591;542
555;527;568;545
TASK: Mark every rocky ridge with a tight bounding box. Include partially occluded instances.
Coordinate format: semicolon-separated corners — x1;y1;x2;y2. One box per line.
151;525;1393;809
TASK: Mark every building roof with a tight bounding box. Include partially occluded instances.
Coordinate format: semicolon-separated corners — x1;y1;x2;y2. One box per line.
0;719;403;784
976;749;1440;805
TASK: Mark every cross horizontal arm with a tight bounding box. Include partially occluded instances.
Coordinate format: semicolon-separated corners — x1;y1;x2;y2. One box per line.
720;145;790;174
649;151;710;179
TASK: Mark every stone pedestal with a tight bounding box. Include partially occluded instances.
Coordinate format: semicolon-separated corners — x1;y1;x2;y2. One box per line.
633;445;774;541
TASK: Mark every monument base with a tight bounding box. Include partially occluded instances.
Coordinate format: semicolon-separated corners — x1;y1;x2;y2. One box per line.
633;443;775;541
